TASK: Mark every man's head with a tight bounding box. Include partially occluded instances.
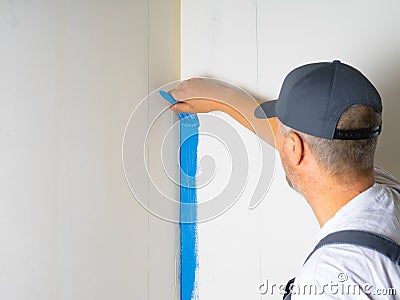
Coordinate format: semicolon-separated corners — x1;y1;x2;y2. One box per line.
254;60;382;194
277;105;381;195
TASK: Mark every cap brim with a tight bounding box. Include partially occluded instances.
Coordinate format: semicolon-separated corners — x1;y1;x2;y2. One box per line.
254;100;278;119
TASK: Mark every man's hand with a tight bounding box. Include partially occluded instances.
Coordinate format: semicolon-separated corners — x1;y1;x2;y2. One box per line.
169;78;230;114
168;77;277;147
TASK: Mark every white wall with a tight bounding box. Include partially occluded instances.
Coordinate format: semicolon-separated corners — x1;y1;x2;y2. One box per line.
0;1;180;299
181;0;400;299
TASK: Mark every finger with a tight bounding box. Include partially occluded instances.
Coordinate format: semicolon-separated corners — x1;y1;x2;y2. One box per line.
170;102;190;113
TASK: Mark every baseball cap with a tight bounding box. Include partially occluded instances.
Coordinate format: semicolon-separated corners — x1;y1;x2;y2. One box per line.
254;60;382;140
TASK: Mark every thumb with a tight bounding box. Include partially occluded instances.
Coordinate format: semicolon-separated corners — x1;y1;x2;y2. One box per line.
170;101;191;113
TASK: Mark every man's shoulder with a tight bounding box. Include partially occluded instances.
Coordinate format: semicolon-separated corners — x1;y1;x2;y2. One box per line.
302;242;398;271
374;165;400;190
293;244;400;299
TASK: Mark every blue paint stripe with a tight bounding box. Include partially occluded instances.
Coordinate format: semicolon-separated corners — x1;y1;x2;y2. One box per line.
180;118;199;300
159;91;199;300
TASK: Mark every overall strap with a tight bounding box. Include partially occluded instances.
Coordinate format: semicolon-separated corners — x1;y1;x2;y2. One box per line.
304;229;400;265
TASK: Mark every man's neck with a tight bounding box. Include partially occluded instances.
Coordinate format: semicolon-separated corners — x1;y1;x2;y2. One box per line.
303;172;376;227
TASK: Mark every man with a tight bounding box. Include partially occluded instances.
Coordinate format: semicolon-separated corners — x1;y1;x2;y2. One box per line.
169;60;400;299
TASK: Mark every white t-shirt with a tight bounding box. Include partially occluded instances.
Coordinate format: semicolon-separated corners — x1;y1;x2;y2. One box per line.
292;166;400;299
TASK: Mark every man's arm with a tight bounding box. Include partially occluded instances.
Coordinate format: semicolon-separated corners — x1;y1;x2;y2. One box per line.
169;78;277;148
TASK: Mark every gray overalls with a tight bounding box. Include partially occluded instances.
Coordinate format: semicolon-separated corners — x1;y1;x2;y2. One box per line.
283;230;400;299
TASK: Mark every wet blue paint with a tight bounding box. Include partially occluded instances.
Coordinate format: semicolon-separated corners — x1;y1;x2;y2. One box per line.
160;91;199;300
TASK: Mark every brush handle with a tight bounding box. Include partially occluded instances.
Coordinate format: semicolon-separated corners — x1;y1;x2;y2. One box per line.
159;90;177;105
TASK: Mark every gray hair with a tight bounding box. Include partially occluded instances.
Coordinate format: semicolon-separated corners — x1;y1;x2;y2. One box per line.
278;105;381;176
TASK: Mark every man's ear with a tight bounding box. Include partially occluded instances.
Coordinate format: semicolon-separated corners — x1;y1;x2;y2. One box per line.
288;131;305;167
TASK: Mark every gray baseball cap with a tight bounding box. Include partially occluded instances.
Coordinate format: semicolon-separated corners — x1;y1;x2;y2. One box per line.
254;60;382;140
